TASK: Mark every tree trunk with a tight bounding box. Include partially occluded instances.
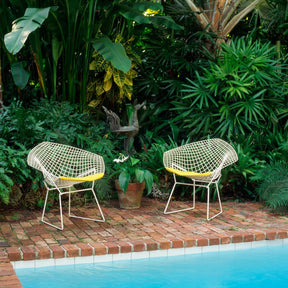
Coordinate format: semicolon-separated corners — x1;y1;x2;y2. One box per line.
185;0;264;48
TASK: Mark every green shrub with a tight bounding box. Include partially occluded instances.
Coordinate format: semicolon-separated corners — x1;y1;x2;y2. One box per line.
0;98;114;150
221;137;266;200
133;23;214;142
173;37;288;139
0;139;31;204
169;37;288;201
254;162;288;213
0;168;13;205
0;99;121;207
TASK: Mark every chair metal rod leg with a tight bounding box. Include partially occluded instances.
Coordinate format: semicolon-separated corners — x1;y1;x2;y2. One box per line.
68;188;71;217
164;183;177;214
164;182;196;214
59;194;64;230
42;190;64;230
207;184;223;221
69;183;105;222
193;180;196;208
41;189;50;224
207;186;210;220
91;187;105;222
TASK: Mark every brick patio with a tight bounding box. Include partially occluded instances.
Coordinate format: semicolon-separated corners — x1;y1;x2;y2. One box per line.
1;198;288;287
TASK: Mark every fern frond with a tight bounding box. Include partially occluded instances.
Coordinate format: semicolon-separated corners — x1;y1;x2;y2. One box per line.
0;182;10;204
94;176;113;201
256;162;288;212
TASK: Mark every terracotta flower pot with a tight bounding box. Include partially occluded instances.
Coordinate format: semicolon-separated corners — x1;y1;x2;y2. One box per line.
115;180;145;209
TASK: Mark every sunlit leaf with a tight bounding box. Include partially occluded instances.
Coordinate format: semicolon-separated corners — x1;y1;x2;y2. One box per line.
92;37;131;73
4;7;53;54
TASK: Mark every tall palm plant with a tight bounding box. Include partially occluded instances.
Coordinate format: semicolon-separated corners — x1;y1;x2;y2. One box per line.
173;37;288;139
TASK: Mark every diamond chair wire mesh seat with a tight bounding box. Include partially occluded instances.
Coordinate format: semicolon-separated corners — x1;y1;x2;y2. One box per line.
163;138;238;221
27;142;106;230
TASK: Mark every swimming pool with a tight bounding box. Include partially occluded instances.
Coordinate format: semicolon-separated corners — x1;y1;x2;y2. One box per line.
16;245;288;288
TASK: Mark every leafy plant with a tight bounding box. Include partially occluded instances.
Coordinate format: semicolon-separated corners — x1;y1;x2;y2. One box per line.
88;37;140;107
3;3;133;104
254;162;288;213
2;1;182;109
0;138;31;204
221;137;265;200
0;98;104;149
0;167;13;204
174;37;288;139
4;7;52;55
0;99;121;206
113;154;154;194
132;5;215;141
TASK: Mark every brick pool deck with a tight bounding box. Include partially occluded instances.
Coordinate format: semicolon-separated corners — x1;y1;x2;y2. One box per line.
1;198;288;287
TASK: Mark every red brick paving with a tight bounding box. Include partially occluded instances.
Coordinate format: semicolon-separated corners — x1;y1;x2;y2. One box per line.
0;251;22;288
1;198;288;287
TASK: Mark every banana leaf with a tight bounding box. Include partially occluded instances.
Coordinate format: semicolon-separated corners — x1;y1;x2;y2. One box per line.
149;16;184;30
4;7;53;55
92;37;131;73
11;62;30;89
119;3;183;30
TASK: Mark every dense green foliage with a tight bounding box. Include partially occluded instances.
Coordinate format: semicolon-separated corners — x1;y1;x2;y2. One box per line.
1;0;288;212
169;37;288;200
254;162;288;213
0;0;182;111
0;99;120;207
173;37;288;139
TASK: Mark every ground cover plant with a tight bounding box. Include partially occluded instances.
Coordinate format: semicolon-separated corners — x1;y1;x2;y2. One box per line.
0;99;120;208
254;162;288;213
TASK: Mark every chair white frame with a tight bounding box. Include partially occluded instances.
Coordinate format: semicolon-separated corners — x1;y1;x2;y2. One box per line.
163;138;238;221
27;142;105;230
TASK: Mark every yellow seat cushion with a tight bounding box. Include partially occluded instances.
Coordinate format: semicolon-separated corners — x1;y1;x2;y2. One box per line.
166;168;212;177
59;173;104;182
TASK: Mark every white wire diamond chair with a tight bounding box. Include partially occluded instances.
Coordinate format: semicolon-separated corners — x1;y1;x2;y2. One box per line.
27;142;105;230
163;138;238;220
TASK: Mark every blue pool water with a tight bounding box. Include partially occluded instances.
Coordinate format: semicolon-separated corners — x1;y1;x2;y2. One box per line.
16;245;288;288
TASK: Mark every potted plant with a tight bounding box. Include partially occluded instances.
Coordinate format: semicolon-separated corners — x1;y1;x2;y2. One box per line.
113;154;154;209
